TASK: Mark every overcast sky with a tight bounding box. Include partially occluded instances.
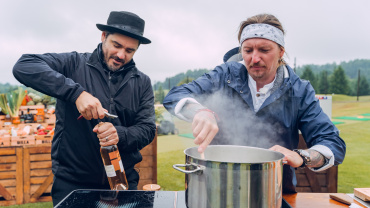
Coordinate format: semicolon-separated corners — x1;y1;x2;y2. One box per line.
1;0;370;85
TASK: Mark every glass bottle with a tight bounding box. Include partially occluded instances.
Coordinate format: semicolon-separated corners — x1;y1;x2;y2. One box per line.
4;114;11;126
25;108;33;123
100;145;129;190
20;111;25;124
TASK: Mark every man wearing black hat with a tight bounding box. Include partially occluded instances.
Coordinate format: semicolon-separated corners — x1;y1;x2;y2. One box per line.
13;11;156;206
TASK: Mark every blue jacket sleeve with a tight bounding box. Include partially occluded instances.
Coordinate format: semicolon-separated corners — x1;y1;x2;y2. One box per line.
297;82;346;166
12;52;85;103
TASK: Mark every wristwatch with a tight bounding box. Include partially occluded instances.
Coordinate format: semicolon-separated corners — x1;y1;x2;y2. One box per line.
293;149;311;168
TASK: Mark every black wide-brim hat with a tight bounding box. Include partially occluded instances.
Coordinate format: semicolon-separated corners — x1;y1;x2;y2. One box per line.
97;11;151;44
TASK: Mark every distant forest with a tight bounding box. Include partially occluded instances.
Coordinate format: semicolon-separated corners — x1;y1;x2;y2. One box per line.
295;59;370;82
1;59;369;100
295;59;370;96
153;59;370;103
154;59;370;90
152;68;210;91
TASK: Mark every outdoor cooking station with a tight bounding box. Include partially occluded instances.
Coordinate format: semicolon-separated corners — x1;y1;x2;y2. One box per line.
53;143;369;208
1;98;368;207
55;190;367;208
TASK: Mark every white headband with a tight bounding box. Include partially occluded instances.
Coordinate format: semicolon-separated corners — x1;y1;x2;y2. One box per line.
239;23;285;47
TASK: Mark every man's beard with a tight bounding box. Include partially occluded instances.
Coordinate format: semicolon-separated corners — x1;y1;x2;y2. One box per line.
106;56;125;72
248;63;266;79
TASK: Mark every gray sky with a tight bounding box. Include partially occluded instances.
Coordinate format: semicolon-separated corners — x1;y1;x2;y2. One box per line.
1;0;370;85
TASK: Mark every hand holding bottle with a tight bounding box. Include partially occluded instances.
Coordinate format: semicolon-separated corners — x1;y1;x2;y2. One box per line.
95;122;128;191
93;122;119;146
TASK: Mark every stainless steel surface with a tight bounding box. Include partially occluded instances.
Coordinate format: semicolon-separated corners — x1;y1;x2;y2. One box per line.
104;112;118;119
174;145;284;208
348;194;370;208
173;163;204;174
77;112;118;120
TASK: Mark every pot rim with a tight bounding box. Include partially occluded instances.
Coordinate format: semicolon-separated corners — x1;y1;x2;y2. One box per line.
184;145;285;164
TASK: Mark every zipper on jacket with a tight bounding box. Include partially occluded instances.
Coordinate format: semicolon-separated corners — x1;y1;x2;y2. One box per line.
87;62;137;113
108;71;112;113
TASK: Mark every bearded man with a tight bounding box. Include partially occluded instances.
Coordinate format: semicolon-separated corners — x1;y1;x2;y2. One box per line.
13;11;156;206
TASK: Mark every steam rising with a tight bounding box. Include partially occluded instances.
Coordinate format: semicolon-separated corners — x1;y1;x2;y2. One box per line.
195;91;287;149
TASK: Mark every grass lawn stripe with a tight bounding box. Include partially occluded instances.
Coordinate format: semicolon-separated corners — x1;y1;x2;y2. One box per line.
178;133;195;139
333;116;370;121
332;121;345;125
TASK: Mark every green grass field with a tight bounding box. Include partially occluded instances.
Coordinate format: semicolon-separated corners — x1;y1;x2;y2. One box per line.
7;94;370;207
332;95;370;192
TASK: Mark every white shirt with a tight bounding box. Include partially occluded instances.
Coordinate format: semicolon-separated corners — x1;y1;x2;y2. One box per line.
248;73;275;112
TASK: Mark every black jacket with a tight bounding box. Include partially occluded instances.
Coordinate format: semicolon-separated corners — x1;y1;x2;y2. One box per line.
13;44;156;188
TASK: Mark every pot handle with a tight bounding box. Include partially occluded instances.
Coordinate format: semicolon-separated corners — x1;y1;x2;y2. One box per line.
173;163;204;174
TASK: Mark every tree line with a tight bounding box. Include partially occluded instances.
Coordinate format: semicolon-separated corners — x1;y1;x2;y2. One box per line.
1;58;369;104
154;59;370;103
297;65;369;96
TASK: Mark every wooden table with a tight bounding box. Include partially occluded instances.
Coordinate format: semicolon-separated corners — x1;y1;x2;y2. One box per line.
283;193;366;207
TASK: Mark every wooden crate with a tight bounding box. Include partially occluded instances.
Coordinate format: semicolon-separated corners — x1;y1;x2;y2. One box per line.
0;147;23;206
294;134;338;193
23;145;53;203
44;114;56;124
295;166;337;192
0;145;53;206
10;136;35;146
35;135;53;145
0;115;5;127
0;140;10;147
135;131;157;190
0;136;11;147
19;106;44;116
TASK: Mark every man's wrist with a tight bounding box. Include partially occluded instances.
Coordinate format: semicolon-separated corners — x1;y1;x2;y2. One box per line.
293;149;311;168
179;104;207;120
196;109;220;121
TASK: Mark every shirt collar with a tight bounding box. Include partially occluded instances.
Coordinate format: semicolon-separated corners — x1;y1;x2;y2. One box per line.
248;71;276;94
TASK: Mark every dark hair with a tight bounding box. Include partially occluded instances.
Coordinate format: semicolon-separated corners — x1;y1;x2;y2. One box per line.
238;14;286;65
105;31;113;37
104;31;141;47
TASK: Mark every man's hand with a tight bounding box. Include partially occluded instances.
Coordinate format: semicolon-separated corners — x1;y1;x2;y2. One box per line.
93;122;119;146
192;110;219;153
76;91;106;120
270;145;304;168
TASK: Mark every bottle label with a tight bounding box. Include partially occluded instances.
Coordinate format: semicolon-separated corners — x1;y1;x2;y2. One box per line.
109;151;116;159
104;165;116;177
119;160;124;172
109;150;121;171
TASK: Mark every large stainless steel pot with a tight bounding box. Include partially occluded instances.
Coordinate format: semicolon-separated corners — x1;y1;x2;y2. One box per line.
173;145;284;208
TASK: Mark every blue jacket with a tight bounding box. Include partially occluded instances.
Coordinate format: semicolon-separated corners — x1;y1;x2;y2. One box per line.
163;49;346;192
